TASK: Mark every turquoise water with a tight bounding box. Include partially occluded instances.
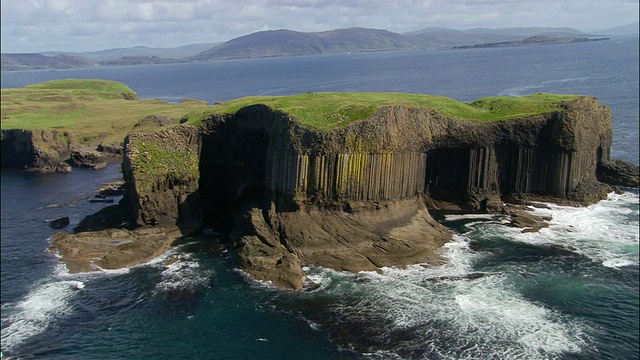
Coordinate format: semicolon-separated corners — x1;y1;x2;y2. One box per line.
1;39;638;359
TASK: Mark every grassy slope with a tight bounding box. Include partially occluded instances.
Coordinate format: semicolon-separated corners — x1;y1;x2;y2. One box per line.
187;92;580;130
1;79;213;145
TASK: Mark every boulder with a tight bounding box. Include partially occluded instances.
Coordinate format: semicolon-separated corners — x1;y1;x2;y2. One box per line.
67;149;108;169
49;216;70;229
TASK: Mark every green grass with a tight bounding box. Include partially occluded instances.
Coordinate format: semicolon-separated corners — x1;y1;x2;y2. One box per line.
130;140;199;191
2;80;581;140
187;92;580;130
1;79;214;145
23;79;137;97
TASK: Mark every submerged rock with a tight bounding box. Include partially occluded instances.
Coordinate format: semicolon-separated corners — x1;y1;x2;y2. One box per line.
49;216;70;229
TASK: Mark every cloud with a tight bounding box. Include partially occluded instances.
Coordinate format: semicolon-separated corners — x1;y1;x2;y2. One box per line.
1;0;638;53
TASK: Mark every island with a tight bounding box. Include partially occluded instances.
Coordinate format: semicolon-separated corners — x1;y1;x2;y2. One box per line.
2;80;638;290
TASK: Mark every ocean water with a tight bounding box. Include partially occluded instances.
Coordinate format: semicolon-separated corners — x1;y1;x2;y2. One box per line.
1;38;638;359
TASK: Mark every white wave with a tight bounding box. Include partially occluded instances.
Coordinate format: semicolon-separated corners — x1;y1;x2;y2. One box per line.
308;235;591;359
1;280;80;352
443;214;495;222
154;255;214;295
52;261;132;279
602;258;637;268
302;269;333;292
507;191;639;267
498;76;593;97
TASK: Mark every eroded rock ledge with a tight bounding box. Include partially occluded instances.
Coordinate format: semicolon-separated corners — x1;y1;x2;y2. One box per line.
0;128;122;172
56;95;640;289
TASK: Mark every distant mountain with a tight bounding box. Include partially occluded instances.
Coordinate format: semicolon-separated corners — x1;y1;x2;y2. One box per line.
2;25;617;71
459;27;585;37
405;26;589;46
193;26;599;61
404;27;519;47
42;43;219;61
97;56;184;66
453;35;610;49
596;22;639;36
1;53;97;71
191;28;419;61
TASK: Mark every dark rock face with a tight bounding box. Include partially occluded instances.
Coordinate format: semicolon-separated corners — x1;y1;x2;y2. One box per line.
67;149;108;169
122;125;202;235
122;96;626;289
1;129;73;172
96;142;122;155
1;129;123;172
596;159;640;187
49;216;70;229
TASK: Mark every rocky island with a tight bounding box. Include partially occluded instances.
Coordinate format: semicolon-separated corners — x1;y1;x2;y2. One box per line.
2;81;638;290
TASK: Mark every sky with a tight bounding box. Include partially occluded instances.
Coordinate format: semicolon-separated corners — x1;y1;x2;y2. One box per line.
1;0;639;53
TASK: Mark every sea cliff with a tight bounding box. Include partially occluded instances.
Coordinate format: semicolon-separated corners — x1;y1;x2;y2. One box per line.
118;94;636;289
0;79;213;172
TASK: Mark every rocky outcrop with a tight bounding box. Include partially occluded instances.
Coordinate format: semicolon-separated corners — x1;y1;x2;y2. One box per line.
49;216;70;230
122;125;202;235
50;227;182;273
596;159;640;187
0;128;124;172
67;149;108;169
119;96;628;289
1;129;73;172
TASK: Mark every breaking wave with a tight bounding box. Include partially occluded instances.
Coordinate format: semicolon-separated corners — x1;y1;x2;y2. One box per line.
1;280;82;352
303;234;592;359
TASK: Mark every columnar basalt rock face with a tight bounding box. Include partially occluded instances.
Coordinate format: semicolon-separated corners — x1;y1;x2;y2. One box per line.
254;97;613;210
266;151;428;201
122;96;627;289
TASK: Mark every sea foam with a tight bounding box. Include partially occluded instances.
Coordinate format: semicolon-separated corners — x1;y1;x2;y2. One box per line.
510;191;639;268
0;280;80;352
304;233;591;359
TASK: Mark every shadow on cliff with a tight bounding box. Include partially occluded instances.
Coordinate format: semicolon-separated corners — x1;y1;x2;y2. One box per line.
199;105;274;231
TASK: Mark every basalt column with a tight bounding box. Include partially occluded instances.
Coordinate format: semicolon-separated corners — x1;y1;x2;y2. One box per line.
266;151;428;203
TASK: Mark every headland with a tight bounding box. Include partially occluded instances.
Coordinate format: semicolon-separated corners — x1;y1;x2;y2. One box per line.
2;80;638;289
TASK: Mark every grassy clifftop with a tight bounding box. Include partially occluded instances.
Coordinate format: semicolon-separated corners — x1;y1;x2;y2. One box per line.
2;79;581;141
187;92;580;130
1;79;212;145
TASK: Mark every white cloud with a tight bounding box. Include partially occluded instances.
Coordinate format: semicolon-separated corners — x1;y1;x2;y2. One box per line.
1;0;638;53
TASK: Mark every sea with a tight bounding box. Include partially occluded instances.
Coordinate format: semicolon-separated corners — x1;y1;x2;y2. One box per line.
1;38;638;359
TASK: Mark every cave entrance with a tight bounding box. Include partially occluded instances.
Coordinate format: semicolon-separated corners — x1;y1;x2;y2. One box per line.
424;148;470;202
198;111;270;229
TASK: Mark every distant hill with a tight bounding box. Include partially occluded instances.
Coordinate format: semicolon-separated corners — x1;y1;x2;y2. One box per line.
42;43;219;61
191;28;419;61
596;22;639;36
98;56;184;66
404;26;587;46
1;53;97;71
453;35;610;49
1;25;618;71
192;26;599;61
